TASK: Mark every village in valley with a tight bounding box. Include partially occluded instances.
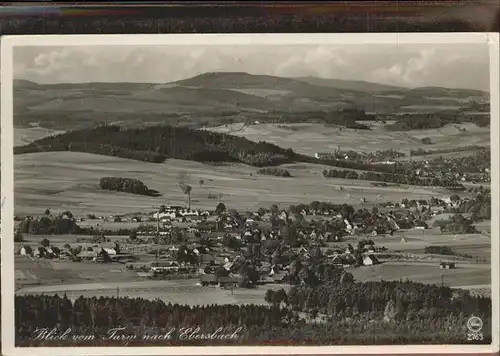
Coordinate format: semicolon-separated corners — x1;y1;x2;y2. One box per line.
14;151;492;303
10;42;493;345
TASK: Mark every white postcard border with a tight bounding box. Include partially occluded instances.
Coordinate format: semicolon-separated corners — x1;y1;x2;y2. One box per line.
1;32;499;356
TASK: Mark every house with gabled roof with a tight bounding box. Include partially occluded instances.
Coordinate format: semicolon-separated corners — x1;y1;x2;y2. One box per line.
363;254;379;266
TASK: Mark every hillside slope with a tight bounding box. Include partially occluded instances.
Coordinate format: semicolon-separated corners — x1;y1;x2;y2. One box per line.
294;77;406;93
14;72;489;131
14;151;452;217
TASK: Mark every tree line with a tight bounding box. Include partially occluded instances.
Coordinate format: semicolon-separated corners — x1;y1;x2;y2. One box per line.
432;214;478;234
456;192;491;220
257;167;292;177
16;275;492;345
410;145;486;157
15;211;137;236
386;111;489;131
322;168;463;189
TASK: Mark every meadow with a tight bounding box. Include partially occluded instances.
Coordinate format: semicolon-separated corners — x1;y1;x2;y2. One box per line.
14;150;455;217
206;122;490;157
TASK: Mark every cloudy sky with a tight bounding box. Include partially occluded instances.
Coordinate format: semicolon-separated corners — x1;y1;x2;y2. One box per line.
13;44;490;91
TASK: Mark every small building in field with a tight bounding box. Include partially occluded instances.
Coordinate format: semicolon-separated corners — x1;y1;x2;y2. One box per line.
200;274;218;286
330;255;343;266
33;247;47;258
440;262;455;269
103;248;117;255
200;254;216;265
218;276;240;289
363;255;379;266
95;249;111;263
78;250;98;261
151;260;179;272
272;273;288;284
19;245;33;256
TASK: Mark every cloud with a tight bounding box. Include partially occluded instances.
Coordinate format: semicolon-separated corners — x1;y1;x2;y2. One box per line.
13;43;490;90
370;46;489;90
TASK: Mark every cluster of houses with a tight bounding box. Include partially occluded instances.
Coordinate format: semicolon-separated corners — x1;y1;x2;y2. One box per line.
18;242;133;264
154;206;211;222
16;191;471;290
314;149;403;165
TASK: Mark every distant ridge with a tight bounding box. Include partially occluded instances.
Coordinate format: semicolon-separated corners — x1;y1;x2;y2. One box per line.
13;72;489;132
173;71;316;90
293;76;408;93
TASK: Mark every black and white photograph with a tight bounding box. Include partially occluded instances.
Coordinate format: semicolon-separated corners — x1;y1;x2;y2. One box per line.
1;33;499;354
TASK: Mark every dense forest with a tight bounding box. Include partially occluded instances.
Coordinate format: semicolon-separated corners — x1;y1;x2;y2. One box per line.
99;177;161;196
14;125;300;167
16;275;491;346
386;111;489;131
262;108;375;129
14;124;413;174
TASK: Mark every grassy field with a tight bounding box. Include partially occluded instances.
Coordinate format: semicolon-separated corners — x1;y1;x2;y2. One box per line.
206;122;490;157
15;273;292;306
14;151;456;217
349;262;490;287
15;255;489;305
341;226;491;263
344;227;490;289
14;126;65;147
15;257;139;287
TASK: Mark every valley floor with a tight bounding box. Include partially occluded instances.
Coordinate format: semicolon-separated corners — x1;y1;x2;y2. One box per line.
14;151;456;217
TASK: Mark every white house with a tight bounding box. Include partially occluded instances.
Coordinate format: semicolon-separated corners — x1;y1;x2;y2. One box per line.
19;246;32;256
155;212;176;221
387;217;400;230
103;248;117;255
363;255;379;266
180;209;199;217
78;250;98;261
151;261;179;273
344;219;353;232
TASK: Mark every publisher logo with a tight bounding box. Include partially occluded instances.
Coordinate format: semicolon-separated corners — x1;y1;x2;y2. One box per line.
466;316;484;341
467;316;483;333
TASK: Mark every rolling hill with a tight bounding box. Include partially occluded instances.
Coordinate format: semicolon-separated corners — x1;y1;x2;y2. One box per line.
13;72;489;132
293;77;407;93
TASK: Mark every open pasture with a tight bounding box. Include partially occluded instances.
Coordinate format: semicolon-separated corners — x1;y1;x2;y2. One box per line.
13;126;65;147
349;262;490;288
15;256;141;289
15;278;291;306
14;151;454;217
345;228;491;260
206;123;490;157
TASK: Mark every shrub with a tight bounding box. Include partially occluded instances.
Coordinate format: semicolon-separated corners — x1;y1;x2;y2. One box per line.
99;177;161;196
421;137;433;145
14;232;24;242
257;167;292;177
